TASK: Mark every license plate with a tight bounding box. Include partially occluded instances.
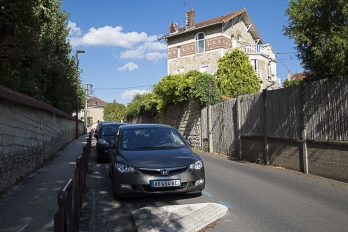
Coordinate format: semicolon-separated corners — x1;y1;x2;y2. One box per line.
150;180;181;188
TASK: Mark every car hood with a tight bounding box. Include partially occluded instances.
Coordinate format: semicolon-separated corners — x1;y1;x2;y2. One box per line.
119;148;198;168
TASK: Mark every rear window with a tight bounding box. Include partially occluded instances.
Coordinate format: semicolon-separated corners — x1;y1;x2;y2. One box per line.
101;125;120;136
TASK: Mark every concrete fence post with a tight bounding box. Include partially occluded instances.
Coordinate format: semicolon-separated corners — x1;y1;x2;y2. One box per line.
263;89;269;165
300;81;308;173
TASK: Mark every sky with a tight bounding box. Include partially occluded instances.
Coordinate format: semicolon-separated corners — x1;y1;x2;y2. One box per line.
62;0;303;106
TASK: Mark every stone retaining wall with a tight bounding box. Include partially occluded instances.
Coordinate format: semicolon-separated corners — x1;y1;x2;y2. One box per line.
128;100;202;148
0;88;84;193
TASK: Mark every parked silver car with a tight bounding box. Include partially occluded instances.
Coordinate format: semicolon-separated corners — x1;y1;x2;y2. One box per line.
108;124;205;198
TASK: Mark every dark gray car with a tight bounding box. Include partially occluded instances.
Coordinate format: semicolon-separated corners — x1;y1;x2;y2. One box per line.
94;122;126;163
108;124;205;198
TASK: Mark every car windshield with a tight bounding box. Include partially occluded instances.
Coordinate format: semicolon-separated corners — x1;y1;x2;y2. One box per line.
101;125;119;136
121;128;186;150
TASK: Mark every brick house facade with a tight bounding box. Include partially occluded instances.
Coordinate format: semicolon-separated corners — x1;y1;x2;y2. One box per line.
158;8;280;90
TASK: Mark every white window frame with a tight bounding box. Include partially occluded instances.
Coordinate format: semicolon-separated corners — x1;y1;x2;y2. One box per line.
200;65;209;73
251;59;262;79
196;33;205;53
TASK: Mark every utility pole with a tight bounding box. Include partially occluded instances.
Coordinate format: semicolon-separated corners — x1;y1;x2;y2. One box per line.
207;82;213;153
75;50;85;139
84;84;93;134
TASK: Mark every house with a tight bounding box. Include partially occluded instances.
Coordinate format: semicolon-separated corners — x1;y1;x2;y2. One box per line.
288;71;307;81
79;96;108;129
158;7;280;90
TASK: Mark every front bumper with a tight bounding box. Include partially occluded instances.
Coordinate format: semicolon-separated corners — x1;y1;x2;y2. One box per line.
96;144;110;160
113;168;205;197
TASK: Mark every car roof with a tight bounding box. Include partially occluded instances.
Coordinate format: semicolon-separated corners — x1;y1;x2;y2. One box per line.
101;122;126;127
120;123;173;130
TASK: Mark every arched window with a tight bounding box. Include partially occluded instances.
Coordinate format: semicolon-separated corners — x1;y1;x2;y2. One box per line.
196;33;205;53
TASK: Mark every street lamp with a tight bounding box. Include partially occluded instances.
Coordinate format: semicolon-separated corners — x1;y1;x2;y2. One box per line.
76;50;85;139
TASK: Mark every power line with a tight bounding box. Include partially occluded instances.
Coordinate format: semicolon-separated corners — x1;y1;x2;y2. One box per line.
275;52;298;54
94;84;154;90
275;54;292;75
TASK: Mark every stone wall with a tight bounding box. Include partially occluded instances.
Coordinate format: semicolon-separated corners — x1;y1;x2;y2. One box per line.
168;51;222;75
0;93;84;193
128;100;202;148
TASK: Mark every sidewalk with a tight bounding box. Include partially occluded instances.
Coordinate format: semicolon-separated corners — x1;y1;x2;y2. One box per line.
0;134;89;232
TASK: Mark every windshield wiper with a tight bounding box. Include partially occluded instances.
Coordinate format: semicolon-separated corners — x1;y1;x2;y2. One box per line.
155;146;182;149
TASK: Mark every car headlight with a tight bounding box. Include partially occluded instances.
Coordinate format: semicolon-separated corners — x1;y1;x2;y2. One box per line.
116;163;136;173
98;138;109;145
189;160;203;171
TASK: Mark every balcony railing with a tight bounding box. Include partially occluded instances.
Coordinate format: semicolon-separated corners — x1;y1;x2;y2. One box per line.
242;44;275;59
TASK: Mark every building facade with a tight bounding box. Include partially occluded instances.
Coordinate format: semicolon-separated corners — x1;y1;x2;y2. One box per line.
79;96;108;130
158;8;280;90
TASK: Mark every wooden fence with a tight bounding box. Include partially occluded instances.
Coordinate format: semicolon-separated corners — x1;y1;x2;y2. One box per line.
201;77;348;182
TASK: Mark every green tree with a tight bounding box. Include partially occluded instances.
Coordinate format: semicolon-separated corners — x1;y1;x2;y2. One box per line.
124;93;158;119
35;0;79;114
284;0;348;77
0;0;41;96
282;78;304;88
188;71;222;106
152;73;193;113
103;102;126;122
216;48;261;98
0;0;80;114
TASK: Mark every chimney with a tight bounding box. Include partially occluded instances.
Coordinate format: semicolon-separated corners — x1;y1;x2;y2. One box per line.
186;9;195;29
169;22;178;33
113;99;116;103
287;70;291;80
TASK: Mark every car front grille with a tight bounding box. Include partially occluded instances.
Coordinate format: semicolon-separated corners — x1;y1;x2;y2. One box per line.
138;166;187;177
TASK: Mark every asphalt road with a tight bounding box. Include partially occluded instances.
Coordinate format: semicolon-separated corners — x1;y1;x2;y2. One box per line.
1;136;346;232
80;145;348;231
198;152;348;231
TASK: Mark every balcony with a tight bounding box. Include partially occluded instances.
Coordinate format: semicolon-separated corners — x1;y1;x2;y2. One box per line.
242;44;275;59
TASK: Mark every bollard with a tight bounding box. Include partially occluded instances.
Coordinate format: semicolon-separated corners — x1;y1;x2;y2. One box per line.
54;179;73;232
73;157;83;231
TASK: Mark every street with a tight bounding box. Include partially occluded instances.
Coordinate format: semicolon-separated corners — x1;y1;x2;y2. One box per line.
79;143;348;231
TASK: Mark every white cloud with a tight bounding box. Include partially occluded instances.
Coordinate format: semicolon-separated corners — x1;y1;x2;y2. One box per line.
67;22;167;61
68;24;158;48
119;42;167;61
121;90;150;99
146;52;167;61
117;62;138;71
68;21;82;36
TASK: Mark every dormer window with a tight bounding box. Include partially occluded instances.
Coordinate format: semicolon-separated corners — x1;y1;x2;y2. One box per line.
196;33;205;53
